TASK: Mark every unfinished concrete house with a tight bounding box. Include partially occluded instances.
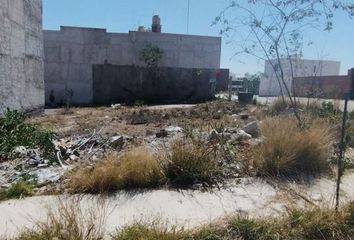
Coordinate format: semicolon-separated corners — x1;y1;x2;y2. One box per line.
0;0;44;114
259;58;340;97
44;18;224;105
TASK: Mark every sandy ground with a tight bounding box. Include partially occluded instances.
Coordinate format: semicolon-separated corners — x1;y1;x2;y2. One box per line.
1;171;353;239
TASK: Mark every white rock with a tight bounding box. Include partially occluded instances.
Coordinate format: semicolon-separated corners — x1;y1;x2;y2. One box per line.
69;155;79;161
13;146;28;155
37;164;48;168
232;130;252;141
31;167;70;186
111;104;122;109
165;126;183;134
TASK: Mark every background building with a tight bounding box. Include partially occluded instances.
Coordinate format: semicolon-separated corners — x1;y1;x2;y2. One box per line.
293;68;354;99
259;58;340;97
44;25;222;105
0;0;44;114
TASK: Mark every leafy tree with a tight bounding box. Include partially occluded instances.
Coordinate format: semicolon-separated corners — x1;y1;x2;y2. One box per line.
139;43;164;68
214;0;354;125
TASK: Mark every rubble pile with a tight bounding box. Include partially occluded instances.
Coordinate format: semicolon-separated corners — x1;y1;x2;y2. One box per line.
0;133;132;191
0;99;265;197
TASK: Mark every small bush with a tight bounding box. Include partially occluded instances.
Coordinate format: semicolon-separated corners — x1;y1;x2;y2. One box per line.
139;43;164;68
0;181;34;201
269;97;289;114
0;109;56;159
254;117;332;177
69;148;165;193
307;101;342;123
16;198;105;240
162;139;221;187
345;120;354;148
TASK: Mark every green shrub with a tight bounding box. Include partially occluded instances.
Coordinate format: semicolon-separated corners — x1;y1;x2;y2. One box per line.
307;101;342;123
0;109;56;159
112;223;188;240
163;139;221;187
345;120;354;148
0;181;35;201
139;43;164;68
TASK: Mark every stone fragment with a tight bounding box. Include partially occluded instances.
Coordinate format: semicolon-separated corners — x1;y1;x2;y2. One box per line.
242;121;260;138
110;136;125;149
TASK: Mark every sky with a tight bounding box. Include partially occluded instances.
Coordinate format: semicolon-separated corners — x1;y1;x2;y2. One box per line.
43;0;354;76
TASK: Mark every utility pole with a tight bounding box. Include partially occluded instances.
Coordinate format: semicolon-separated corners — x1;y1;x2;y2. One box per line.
335;93;349;211
187;0;190;34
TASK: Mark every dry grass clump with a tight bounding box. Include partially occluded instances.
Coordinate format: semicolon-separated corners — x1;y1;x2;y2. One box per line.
269;97;290;114
284;206;354;239
253;117;333;177
13;199;354;240
69;148;165;193
112;223;190;240
162;139;221;187
111;202;354;240
222;204;354;240
15;198;105;240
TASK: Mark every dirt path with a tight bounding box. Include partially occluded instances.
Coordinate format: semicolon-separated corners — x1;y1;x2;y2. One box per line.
1;172;353;239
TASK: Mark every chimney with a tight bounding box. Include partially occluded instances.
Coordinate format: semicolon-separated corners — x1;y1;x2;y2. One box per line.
152;15;161;33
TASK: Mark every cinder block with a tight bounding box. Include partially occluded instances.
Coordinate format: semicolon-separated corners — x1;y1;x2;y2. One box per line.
10;22;25;57
8;0;24;25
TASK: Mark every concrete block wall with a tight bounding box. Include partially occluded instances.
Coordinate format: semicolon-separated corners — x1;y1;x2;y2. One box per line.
0;0;44;114
44;26;221;105
92;65;216;105
293;68;354;99
259;58;341;97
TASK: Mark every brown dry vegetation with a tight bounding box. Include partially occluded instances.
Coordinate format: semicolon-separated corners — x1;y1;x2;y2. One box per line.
68;148;165;193
162;139;222;187
269;97;290;115
14;200;354;240
253;117;333;177
15;198;105;240
28;100;248;138
115;203;354;240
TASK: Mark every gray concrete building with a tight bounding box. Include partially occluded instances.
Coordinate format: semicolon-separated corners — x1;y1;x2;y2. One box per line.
44;26;222;105
259;58;341;97
0;0;44;114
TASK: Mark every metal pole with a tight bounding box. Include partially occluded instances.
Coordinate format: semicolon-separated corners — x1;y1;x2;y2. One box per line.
335;93;349;211
228;76;232;101
187;0;190;34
